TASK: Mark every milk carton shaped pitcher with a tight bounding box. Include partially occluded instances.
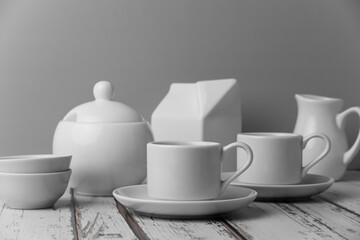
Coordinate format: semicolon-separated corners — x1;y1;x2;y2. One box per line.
294;94;360;180
151;79;241;171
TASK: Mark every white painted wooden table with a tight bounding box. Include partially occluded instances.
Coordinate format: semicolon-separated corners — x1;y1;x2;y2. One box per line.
1;171;359;240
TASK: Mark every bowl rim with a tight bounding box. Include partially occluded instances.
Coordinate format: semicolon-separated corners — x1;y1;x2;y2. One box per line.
0;169;72;176
0;154;72;162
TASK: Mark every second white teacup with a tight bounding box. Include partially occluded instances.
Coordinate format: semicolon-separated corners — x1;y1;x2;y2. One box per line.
147;141;253;200
236;132;331;185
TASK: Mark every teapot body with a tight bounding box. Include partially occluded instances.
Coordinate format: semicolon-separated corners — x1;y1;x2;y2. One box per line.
53;121;153;196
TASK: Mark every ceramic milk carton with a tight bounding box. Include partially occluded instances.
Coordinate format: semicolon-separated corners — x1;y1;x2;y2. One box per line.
151;79;241;171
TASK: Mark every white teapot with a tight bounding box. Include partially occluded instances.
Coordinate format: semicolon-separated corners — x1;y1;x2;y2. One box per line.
53;81;153;196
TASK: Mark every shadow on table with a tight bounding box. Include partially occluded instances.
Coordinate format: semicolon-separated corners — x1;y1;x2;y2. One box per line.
220;205;268;221
221;197;319;221
52;198;72;210
341;170;360;182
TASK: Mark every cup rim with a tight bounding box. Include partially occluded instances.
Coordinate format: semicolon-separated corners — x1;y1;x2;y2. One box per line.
148;141;220;148
58;120;148;125
237;132;302;139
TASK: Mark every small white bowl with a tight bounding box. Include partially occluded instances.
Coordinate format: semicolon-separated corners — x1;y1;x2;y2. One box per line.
0;169;72;209
0;154;72;173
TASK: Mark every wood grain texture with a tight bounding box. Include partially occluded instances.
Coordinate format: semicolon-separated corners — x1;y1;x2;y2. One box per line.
72;192;137;240
224;171;360;240
115;200;150;240
226;196;360;240
318;171;360;215
0;171;359;239
0;191;74;240
126;208;243;240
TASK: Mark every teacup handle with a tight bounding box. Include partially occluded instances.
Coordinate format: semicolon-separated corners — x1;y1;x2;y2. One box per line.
220;142;253;194
337;107;360;165
301;133;331;177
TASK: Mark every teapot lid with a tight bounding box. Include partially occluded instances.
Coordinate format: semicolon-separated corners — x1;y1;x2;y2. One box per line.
62;81;143;123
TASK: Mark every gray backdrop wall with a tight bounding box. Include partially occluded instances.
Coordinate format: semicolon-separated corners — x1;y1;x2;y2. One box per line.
0;0;359;170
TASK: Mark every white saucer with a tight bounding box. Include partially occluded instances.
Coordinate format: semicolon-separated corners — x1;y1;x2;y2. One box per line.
227;173;334;201
112;185;257;219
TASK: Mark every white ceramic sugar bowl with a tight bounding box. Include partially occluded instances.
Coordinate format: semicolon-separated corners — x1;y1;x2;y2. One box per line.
53;81;153;196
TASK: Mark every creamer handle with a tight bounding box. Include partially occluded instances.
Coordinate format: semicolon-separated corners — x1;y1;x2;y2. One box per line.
337;107;360;165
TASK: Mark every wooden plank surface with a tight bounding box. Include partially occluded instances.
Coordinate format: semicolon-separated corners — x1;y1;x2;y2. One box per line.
225;199;360;240
109;171;360;240
114;199;243;240
224;171;360;240
123;209;242;240
72;191;137;240
318;170;360;215
0;191;75;240
0;171;359;240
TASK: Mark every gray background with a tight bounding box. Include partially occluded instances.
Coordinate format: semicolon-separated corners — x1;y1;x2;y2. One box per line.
0;0;359;169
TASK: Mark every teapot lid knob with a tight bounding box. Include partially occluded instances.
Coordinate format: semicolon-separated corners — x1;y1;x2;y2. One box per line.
94;81;114;101
62;81;144;123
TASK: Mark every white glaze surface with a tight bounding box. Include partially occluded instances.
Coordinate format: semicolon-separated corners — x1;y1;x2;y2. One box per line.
113;185;257;218
0;154;71;173
230;173;334;200
53;81;153;196
151;79;242;171
147;141;253;200
236;132;330;184
294;94;360;180
53;121;152;196
0;170;71;209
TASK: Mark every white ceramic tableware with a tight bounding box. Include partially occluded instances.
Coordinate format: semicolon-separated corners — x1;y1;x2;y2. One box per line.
294;94;360;180
228;173;334;200
53;81;153;196
0;169;71;209
113;185;257;219
0;154;71;173
151;79;242;171
147;141;253;200
236;132;330;185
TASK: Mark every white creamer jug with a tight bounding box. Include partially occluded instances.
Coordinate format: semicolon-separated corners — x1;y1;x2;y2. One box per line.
294;94;360;180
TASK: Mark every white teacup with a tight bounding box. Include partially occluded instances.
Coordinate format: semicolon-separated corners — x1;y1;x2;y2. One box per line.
236;132;331;185
147;141;253;200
